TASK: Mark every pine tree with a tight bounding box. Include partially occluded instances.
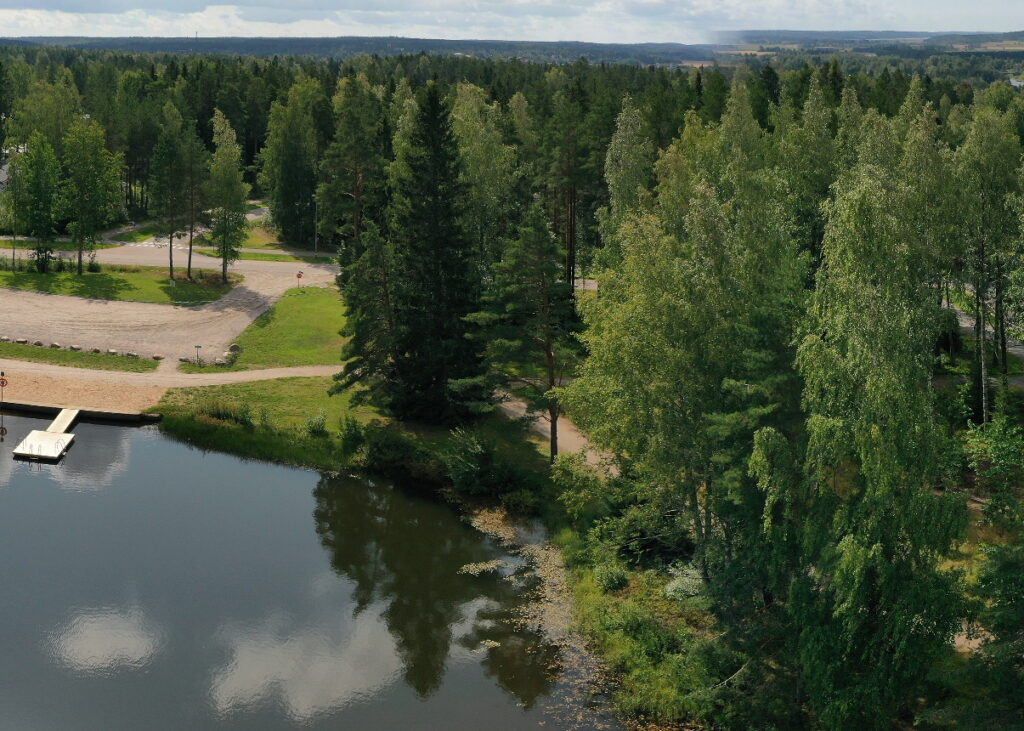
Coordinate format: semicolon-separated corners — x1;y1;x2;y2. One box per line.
206;109;250;284
318;73;388;272
468;203;577;460
149;102;189;279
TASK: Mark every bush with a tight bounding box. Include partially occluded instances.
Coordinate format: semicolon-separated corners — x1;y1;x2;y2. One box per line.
338;417;365;457
594;562;629;592
360;424;439;480
197;399;254;429
305;410;328;437
444;427;522;496
664;563;704;601
87;259;102;273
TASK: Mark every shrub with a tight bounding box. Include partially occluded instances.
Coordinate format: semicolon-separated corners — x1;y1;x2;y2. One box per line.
664;563;704;601
197;399;254;429
360;424;438;480
594;562;629;593
305;410;328;437
338;417;365;457
444;427;521;496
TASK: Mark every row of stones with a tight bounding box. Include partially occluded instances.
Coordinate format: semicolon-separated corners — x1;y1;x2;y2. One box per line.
0;335;163;360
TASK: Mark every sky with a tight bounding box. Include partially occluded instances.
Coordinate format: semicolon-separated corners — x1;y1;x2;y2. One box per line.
0;0;1020;44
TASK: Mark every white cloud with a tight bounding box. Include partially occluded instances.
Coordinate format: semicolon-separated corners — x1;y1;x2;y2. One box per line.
0;1;1018;41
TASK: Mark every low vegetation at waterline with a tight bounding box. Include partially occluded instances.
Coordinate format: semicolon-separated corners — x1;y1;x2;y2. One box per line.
0;264;239;305
154;376;552;512
0;340;159;372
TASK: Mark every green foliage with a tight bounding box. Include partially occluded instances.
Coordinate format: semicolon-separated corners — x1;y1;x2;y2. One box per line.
259;77;321;246
59;118;123;274
206;109;250;283
593;562;628;592
5;131;60;240
305;410;328;438
344;82;485;422
318;73;387;267
443;427;525;497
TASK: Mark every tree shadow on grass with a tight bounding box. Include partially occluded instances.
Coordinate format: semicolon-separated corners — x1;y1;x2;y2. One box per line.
67;272;134;301
2;271;63;295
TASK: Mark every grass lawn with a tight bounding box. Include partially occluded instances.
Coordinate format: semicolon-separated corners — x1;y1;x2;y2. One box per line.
0;265;239;306
0;341;159;372
181;287;345;372
159;376;369;430
193;248;334;265
155;376;548;460
111;223;169;243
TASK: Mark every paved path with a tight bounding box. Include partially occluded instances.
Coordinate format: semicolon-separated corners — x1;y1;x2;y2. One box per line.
0;244;337;362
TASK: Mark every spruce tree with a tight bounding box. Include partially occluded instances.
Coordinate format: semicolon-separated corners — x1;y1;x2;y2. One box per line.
379;81;484;421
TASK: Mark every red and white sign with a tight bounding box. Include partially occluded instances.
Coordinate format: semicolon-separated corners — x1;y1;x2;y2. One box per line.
0;377;8;388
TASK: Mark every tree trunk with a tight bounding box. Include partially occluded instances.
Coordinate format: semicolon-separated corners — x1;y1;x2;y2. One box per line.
549;403;559;463
187;220;194;280
168;226;174;281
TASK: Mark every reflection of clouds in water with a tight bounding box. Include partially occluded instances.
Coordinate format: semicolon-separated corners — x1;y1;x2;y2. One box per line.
48;426;133;492
0;415;136;491
49;606;163;674
210;606;402;722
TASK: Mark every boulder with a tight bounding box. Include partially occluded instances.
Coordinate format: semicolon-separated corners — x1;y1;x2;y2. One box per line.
107;349;118;356
50;342;61;349
14;338;27;344
69;345;81;351
0;336;9;342
90;347;101;354
179;356;191;363
33;340;43;347
152;354;165;361
228;343;243;353
126;351;139;359
214;358;228;367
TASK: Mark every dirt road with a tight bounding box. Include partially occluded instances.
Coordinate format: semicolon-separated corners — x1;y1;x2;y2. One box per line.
0;243;336;361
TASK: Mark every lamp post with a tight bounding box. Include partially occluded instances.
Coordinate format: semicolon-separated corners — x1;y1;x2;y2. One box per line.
195;345;202;365
313;193;318;255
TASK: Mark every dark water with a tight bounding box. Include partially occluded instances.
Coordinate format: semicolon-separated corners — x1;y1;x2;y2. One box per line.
0;413;586;730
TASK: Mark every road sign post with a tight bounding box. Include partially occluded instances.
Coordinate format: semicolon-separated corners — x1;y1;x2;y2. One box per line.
297;270;304;289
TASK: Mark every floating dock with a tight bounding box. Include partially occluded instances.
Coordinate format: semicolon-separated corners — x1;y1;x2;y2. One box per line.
13;409;79;461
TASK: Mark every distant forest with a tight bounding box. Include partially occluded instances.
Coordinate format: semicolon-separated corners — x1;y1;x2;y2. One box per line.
7;36;717;65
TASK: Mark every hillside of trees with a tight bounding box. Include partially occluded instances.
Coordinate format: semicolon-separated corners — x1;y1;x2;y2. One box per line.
3;42;1024;728
9;36;718;65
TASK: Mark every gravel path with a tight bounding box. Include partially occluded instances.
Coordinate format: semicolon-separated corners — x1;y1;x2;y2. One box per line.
0;243;337;362
0;360;339;414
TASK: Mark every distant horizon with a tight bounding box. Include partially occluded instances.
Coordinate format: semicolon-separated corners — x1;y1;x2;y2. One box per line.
0;29;1011;43
0;0;1020;45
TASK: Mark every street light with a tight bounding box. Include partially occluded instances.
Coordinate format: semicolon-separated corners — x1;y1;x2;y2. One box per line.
313;193;319;255
195;345;202;365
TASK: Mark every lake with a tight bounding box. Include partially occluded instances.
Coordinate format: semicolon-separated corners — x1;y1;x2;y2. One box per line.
0;412;606;730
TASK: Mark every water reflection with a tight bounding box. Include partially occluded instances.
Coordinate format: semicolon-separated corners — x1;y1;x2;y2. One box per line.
211;605;401;722
313;475;560;707
49;606;163;674
0;411;134;491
